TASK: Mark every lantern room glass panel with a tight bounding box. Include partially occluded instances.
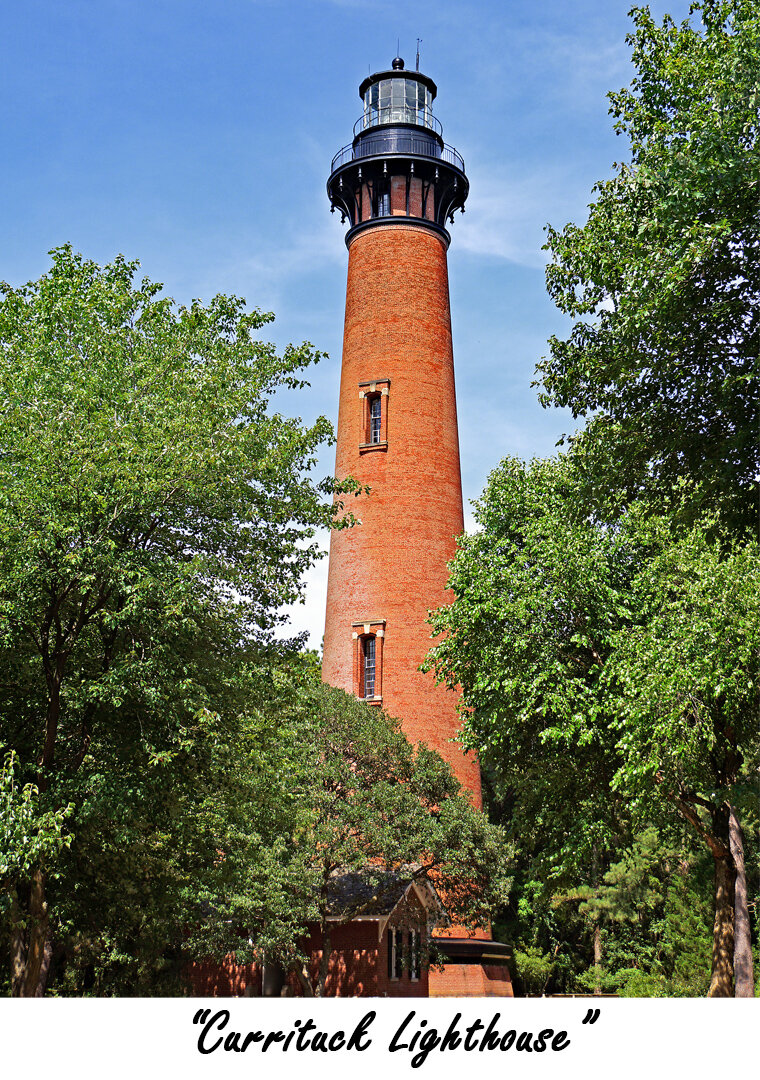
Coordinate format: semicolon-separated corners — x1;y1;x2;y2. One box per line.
361;77;436;131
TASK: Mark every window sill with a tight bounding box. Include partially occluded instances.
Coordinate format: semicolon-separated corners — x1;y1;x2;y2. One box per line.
363;696;383;706
359;441;388;454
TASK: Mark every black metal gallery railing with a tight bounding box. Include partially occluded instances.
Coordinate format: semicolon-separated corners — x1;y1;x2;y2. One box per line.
330;138;465;175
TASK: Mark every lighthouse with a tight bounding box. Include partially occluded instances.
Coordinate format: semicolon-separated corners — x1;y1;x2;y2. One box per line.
323;56;479;797
323;57;512;996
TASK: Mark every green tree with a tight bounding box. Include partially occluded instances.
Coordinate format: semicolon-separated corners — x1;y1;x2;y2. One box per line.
0;753;73;994
246;681;513;997
427;456;759;996
426;456;633;913
0;246;339;995
167;668;512;998
603;511;759;995
540;0;760;532
561;827;713;997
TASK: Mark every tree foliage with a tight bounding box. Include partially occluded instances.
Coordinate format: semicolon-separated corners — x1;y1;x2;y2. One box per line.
540;0;760;531
0;247;508;998
460;0;760;997
428;455;759;995
215;680;513;997
0;245;338;994
507;828;714;997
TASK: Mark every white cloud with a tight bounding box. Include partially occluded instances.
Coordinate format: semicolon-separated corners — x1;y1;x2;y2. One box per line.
538;32;631;107
244;219;344;289
187;212;346;316
455;169;548;267
463;508;479;536
455;162;595;268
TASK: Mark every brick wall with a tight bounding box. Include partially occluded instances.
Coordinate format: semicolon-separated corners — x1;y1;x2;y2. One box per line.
299;915;430;998
429;963;514;998
186;957;260;997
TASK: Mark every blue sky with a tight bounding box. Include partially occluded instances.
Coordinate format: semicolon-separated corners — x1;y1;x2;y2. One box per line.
2;0;693;647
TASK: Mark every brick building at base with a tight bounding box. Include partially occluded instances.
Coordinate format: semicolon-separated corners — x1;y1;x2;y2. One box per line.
188;875;511;998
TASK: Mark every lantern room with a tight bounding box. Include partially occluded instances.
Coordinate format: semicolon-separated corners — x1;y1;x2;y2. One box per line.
327;56;468;245
358;58;438;135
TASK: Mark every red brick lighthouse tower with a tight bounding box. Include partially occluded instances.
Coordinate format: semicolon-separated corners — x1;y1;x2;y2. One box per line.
323;57;512;997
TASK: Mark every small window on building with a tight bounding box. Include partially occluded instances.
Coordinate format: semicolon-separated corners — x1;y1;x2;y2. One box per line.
409;930;421;981
388;928;402;980
369;395;382;444
362;635;376;699
358;380;389;451
388;927;396;980
376;179;390;217
352;619;385;701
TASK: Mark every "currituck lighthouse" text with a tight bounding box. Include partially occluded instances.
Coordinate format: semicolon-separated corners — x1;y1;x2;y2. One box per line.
192;1008;572;1068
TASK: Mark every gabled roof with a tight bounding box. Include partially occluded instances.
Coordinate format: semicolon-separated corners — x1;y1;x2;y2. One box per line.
324;870;447;942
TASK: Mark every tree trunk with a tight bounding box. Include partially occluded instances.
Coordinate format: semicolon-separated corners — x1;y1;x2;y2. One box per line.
293;963;314;997
729;805;754;997
41;674;62;772
707;842;735;997
591;845;602;995
592;920;602;996
9;891;26;997
35;937;53;997
20;869;50;998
